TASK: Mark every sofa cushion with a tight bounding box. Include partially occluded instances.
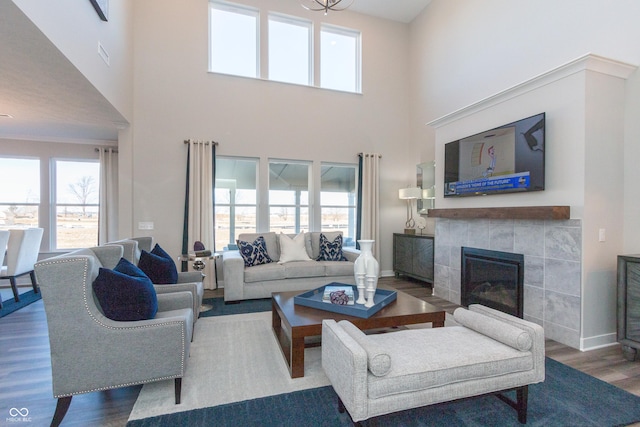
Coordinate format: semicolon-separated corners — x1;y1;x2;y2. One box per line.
237;236;274;267
339;320;391;376
366;326;532;399
238;232;279;262
278;232;312;263
283;260;326;279
306;231;343;260
138;244;179;284
453;307;533;351
322;260;355;276
243;262;286;283
92;266;158;321
316;233;348;262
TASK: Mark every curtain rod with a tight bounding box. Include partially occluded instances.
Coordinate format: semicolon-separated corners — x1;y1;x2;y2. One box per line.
184;139;219;146
358;153;382;158
95;148;118;153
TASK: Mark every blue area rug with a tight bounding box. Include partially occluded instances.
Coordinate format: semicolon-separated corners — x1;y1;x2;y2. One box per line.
127;348;640;426
198;297;271;317
0;290;41;318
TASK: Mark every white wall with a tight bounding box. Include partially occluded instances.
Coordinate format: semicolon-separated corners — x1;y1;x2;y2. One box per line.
13;0;134;122
128;0;414;271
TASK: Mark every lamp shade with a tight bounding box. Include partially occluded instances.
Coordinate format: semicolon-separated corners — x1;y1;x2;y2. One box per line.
398;187;422;200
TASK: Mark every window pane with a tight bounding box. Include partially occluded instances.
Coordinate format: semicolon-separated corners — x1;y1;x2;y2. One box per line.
210;2;258;78
0;158;40;230
55;160;100;249
269;15;311;85
269;161;309;233
269;207;308;233
215;157;258;250
321;26;360;92
320;163;357;244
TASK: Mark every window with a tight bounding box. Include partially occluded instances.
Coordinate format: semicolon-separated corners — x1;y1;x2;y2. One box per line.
268;14;312;85
321;25;361;93
269;161;309;234
54;160;100;249
0;158;40;231
215;157;258;251
320;164;357;246
209;1;259;78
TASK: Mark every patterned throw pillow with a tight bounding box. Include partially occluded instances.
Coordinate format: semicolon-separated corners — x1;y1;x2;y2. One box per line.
316;233;348;262
237;236;273;267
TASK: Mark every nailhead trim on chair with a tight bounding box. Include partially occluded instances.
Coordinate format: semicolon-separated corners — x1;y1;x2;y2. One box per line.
38;257;187;398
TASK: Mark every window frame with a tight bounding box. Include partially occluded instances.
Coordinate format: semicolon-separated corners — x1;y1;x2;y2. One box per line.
209;0;260;78
319;162;358;246
320;23;362;93
268;159;311;234
267;12;313;86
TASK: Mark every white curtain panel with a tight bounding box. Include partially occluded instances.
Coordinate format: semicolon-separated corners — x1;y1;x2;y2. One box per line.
186;140;215;288
360;153;381;261
98;147;118;245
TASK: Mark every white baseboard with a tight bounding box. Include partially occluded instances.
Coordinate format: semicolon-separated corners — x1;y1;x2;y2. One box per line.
580;333;618;351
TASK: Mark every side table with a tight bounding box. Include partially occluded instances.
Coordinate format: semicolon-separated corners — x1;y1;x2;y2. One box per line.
179;252;220;313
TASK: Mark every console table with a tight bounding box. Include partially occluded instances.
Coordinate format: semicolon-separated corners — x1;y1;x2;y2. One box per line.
393;233;434;284
617;254;640;361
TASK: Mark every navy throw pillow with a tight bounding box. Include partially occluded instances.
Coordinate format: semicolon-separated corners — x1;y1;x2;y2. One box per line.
93;266;158;321
317;233;347;261
138;244;178;284
237;236;273;267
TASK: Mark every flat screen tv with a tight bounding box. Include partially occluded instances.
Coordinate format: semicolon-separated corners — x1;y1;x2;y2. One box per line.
444;113;545;197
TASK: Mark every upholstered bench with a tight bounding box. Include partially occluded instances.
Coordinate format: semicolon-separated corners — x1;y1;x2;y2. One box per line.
322;304;545;425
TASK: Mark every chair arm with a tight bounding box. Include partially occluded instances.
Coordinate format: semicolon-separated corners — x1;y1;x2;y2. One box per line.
177;271;204;284
157;291;193;313
322;319;369;422
343;247;360;263
155;282;202;318
222;251;245;302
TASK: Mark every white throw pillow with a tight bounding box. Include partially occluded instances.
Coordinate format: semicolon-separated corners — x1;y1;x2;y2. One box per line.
278;232;312;263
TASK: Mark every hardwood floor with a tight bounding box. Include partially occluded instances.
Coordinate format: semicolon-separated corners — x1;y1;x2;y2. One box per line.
1;277;639;426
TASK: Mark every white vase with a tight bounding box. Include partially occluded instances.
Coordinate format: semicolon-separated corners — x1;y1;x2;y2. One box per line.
353;240;379;307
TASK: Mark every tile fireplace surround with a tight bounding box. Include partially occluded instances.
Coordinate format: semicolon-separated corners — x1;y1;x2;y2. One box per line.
433;217;582;348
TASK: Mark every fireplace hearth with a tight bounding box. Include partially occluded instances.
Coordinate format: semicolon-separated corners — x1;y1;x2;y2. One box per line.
461;247;524;318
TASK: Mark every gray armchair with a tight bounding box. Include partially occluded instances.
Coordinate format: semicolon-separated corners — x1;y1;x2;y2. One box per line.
34;245;193;427
105;237;204;319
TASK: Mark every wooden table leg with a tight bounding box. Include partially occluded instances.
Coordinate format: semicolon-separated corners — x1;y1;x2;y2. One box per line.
290;333;305;378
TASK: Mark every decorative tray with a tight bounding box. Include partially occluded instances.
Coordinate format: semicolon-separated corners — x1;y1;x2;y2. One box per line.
294;282;397;319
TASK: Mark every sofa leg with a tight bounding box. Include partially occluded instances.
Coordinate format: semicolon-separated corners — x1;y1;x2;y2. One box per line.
51;396;72;427
496;385;528;424
516;385;528;424
175;378;182;404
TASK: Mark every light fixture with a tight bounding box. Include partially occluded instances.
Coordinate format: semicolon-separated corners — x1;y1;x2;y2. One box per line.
398;186;422;234
300;0;354;15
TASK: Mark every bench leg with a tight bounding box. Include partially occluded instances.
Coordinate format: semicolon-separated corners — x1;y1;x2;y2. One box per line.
496;385;528;424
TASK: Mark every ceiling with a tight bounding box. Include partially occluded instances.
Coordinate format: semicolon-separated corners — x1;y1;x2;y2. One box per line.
0;0;431;144
350;0;431;23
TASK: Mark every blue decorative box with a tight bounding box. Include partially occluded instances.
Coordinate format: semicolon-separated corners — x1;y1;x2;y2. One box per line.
294;283;397;319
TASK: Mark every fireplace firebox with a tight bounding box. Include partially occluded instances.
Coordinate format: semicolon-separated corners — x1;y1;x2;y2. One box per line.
461;247;524;318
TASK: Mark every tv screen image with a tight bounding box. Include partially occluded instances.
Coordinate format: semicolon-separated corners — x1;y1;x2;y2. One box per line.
444;113;545;197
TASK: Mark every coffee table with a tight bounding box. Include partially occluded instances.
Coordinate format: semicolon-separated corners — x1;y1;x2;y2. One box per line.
272;288;446;378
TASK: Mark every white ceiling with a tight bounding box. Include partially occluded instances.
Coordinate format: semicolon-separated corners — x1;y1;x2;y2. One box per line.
350;0;431;23
0;0;431;144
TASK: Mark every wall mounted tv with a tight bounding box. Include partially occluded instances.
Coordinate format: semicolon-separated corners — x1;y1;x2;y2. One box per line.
444;113;545;198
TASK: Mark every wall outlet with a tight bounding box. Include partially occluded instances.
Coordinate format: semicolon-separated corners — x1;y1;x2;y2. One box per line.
138;221;154;230
598;228;606;242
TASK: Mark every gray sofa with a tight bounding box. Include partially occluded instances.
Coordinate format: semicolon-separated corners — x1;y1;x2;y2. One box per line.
322;304;545;424
223;231;358;302
34;245;193;426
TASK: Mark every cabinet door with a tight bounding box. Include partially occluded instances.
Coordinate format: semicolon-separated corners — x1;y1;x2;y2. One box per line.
394;235;412;274
413;237;434;282
626;262;640;341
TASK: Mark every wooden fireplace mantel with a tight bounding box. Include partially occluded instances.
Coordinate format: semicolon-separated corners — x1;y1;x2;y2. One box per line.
426;206;570;220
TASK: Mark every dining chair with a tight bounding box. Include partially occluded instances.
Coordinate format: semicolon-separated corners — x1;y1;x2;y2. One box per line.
0;228;44;305
0;230;10;309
